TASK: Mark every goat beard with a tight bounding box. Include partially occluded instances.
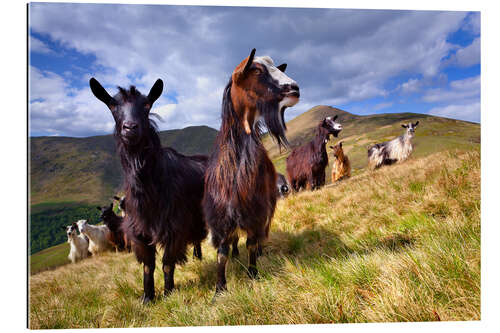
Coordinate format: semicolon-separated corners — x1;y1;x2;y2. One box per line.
331;129;342;138
257;100;289;148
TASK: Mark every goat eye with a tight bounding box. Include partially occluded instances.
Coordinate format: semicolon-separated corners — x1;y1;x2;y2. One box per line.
253;68;262;75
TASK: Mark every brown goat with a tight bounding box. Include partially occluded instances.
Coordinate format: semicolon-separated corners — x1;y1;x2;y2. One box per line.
203;49;299;298
286;116;343;191
330;142;351;182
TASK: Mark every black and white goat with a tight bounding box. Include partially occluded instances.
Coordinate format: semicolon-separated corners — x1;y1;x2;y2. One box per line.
63;222;90;264
367;121;419;169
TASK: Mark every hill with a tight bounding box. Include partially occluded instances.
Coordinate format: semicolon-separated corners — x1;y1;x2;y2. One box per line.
29;149;480;327
264;106;480;178
30;125;218;206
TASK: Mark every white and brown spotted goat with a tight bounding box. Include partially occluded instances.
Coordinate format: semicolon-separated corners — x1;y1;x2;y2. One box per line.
367;121;419;169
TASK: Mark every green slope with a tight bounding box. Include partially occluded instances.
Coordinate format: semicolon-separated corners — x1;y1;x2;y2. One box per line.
30;242;70;275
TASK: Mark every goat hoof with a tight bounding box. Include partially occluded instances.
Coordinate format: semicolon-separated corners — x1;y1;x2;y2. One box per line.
140;294;155;305
247;266;258;279
211;289;226;304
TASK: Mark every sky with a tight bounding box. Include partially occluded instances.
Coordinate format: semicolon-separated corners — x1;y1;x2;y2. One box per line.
28;2;480;137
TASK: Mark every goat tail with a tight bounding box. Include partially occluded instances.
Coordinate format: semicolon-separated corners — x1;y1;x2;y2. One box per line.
367;145;383;170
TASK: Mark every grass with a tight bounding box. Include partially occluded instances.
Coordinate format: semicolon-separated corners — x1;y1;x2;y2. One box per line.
29;149;480;327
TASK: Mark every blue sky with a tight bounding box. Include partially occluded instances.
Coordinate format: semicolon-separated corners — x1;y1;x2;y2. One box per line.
28;3;480;137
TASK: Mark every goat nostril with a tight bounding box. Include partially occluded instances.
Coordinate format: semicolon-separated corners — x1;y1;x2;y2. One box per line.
291;84;299;92
123;122;138;131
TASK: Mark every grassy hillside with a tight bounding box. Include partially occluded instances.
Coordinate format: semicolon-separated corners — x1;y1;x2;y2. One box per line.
29;149;480;327
30;242;70;275
265;106;480;178
30;125;218;206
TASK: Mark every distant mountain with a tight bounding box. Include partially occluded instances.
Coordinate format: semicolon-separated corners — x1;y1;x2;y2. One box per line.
30;125;218;207
263;106;480;177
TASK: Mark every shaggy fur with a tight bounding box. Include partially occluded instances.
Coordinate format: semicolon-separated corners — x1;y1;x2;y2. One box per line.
63;222;90;264
286;116;343;191
203;49;299;296
76;219;112;255
368;121;419;169
330;142;351;182
89;78;208;303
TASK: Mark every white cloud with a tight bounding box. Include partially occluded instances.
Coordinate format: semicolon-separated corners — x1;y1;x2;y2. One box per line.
29;66;116;136
29;35;53;54
463;12;480;35
427;101;480;123
423;75;480;122
454;37;480;67
398;78;422;94
422;75;480;103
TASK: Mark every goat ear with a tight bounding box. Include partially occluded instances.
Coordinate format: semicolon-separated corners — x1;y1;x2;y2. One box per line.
414;121;419;126
113;196;120;201
89;78;117;110
401;124;408;128
147;79;163;105
233;48;256;82
277;63;287;72
243;48;256;74
339;141;343;147
333;115;338;121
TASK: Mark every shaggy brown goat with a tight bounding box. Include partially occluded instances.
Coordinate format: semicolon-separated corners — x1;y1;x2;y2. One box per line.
203;49;299;297
330;142;351;182
286;116;343;191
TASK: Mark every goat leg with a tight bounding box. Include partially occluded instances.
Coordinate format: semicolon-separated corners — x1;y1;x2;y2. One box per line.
213;242;230;300
163;262;175;296
246;237;259;279
193;242;202;260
